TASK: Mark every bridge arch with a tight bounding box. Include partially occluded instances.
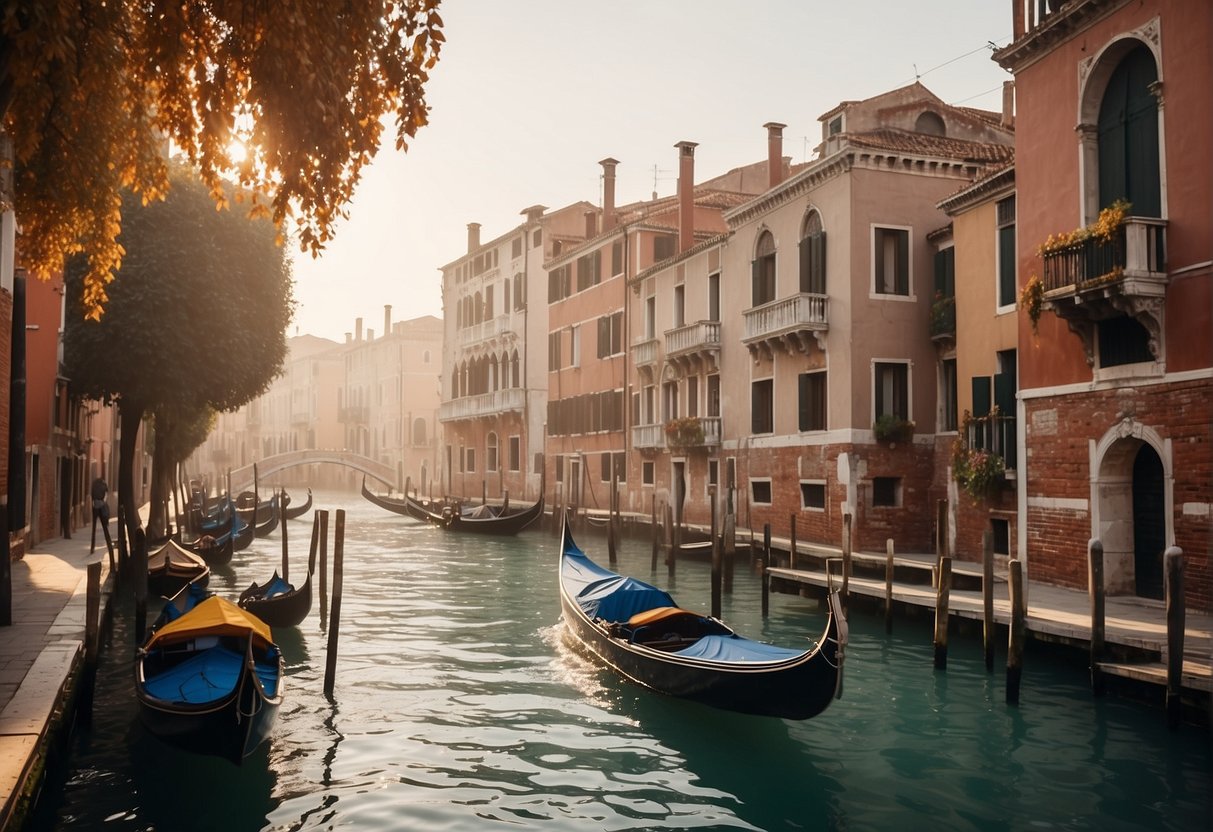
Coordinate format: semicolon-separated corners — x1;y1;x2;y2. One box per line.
228;449;396;493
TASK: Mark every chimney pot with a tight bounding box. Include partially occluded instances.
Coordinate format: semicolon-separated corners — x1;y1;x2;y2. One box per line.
764;122;787;189
467;222;481;253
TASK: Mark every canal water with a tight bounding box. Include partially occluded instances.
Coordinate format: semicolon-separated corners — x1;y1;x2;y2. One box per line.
31;490;1210;831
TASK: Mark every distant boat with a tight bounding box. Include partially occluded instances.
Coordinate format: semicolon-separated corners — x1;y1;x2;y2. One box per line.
360;476;433;523
135;596;283;763
147;540;210;598
239;539;316;628
283;488;313;520
558;514;846;720
362;473;545;536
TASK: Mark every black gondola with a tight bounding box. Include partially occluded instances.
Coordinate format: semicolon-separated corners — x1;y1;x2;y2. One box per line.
236;491;275;526
179;530;234;566
253;493;280;538
362;474;544;535
558;514;846;720
360;476;432;522
135;596;283;763
147;540;211;598
283;488;313;520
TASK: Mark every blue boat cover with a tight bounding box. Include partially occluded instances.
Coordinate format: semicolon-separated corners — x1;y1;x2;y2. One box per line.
162;582;208;624
143;645;244;704
563;538;675;622
673;634;804;663
264;574;293;598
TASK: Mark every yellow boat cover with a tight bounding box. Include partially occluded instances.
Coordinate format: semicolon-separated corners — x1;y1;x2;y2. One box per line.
146;595;273;650
627;606;702;626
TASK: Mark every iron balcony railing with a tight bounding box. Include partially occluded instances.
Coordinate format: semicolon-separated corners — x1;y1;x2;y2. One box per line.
1042;217;1166;293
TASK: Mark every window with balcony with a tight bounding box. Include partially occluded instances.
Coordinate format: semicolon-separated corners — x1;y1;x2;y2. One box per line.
751;378;774;434
800;211;826;294
663;381;680;421
873;227;910;296
1097;43;1161;219
708;273;720;322
707;374;720;418
997;196;1016;309
752;231;777;306
673;284;685;328
798;371;826;432
686;376;698;418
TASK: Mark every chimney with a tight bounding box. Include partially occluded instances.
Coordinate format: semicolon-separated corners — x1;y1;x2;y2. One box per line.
521;204;547;223
384;304;392;337
765;122;787;189
1002;81;1016;128
355;317;363;342
367;328;375;341
584;210;597;239
467;222;481;253
675;141;698;253
599;158;619;231
345;332;352;343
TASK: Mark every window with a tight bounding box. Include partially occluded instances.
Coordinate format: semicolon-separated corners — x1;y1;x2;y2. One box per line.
663;381;680;421
554;454;563;482
934;247;955;297
1098;315;1152;367
874;227;910;296
707;375;720;417
997;196;1016;308
548;264;571;303
532;228;542;248
512;236;522;259
614;452;626;484
673;284;685;328
644;296;656;339
708;459;719;488
547;331;562;371
642;461;655;486
576;250;601;292
485;284;495;319
874;362;909;421
597;311;623;358
486;433;498;473
533;452;543;475
600;452;612;483
611;240;623;276
752;379;774;434
423;349;431;364
654;234;677;261
872;477;901;508
828;116;843;136
800;212;827;294
686;376;698;418
752;231;777;306
1097;44;1161;218
513;273;525;311
570;324;581;368
413;417;428;446
465;447;476;473
708;273;720;321
509;436;520;472
800;481;826;510
992;518;1010;555
798;371;826;432
915;111;946;136
751;479;772;505
940;359;958;433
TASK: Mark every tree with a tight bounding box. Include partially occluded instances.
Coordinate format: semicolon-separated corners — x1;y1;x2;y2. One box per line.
2;0;444;318
149;404;217;538
63;164;293;542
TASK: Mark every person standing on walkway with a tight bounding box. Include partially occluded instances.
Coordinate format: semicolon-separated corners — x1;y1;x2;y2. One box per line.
91;476;114;559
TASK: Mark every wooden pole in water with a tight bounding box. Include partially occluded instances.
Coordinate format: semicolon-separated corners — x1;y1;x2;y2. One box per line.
933;556;952;670
884;538;895;633
323;509;345;698
1006;558;1025;705
650;495;659;571
607;471;617;566
281;489;290;583
1087;538;1105;696
1164;546;1185;730
482;479;487;506
710;488;721;619
761;522;772;618
789;513;797;570
842;513;853;609
935;498;947;588
722;490;735;595
319;509;329;631
133;527;148;645
117;504;129;578
81;559;101;722
665;503;676;577
983;530;995;671
761;528;771;618
307;510;320;577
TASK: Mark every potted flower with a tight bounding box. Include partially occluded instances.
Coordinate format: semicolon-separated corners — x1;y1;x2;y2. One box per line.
951;410;1009;499
872;414;914;444
664;416;705;449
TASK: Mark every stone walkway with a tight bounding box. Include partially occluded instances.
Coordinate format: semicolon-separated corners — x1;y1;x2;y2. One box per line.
0;521;116;832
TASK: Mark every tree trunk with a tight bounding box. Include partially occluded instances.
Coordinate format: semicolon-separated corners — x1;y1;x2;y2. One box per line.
118;400;145;544
147;423;171;539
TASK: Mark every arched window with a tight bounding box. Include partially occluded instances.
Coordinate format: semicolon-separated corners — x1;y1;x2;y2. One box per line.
456;301;462;329
915;111;946;136
413;417;427;446
486;432;499;472
511;349;520;387
799;210;826;294
1098;43;1160;217
451;370;458;399
752;230;777;306
489;354;499;391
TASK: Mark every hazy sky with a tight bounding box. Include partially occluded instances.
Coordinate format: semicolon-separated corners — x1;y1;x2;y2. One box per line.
289;1;1014;343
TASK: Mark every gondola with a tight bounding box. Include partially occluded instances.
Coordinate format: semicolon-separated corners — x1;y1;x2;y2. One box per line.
147;539;211;598
253;493;280;538
238;544;315;628
231;513;253;552
150;580;212;635
236;491;275;526
283;488;313;520
557;514;846;720
135;596;283;763
433;489;545;535
360;476;432;522
178;530;234;566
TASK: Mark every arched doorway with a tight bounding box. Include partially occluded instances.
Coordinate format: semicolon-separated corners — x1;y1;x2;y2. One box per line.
1132;444;1165;599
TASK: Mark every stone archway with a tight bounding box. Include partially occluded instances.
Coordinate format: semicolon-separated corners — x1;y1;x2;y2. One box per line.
1092;417;1172;595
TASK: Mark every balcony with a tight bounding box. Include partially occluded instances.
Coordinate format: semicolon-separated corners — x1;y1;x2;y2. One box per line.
664;320;720;374
339;406;369;424
632;337;659;376
967;411;1017;473
438;387;526;422
929;295;955;347
458;314;513;352
1041;217;1167;364
742;292;828;359
290;410;310;426
632;423;666;451
664;416;721;452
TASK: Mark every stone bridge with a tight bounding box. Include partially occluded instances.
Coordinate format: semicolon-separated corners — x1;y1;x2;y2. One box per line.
227;449;395;493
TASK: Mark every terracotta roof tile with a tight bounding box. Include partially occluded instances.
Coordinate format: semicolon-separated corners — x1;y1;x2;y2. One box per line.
846;129;1014;164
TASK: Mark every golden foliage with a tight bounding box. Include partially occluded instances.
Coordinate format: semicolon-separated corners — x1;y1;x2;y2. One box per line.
1036;199;1131;256
1;0;445;318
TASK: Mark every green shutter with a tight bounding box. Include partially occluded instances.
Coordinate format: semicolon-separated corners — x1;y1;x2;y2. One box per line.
751;259;760;306
999;226;1017;307
814;231;827;294
972;376;992;418
799;238;811;293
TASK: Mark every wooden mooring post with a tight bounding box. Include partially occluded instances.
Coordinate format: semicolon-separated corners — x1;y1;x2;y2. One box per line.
934;499;947;588
842;513;852;610
650;496;659;571
934;556;952;670
323;509;345;698
1006;558;1025;705
1164;546;1185;730
133;527;148;645
81;559;102;722
761;523;771;618
665;503;676;577
319;510;330;630
722;492;735;594
710;489;722;619
983;530;995;671
789;514;797;570
1088;538;1105;696
884;538;895;634
607;472;617;566
281;489;290;583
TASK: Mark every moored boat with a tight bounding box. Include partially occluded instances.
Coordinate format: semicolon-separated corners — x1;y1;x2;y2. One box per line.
283;488;313;520
147;540;211;598
135;596;283;763
557;514;846;720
